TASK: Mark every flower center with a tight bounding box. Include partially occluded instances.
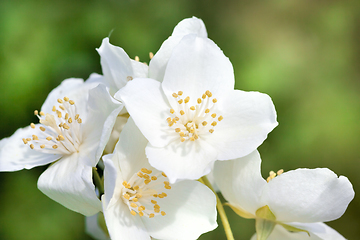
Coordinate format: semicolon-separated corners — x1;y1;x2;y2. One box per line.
266;169;284;182
167;90;223;142
121;168;171;218
22;97;83;155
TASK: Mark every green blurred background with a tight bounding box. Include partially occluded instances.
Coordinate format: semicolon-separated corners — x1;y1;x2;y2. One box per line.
0;0;359;239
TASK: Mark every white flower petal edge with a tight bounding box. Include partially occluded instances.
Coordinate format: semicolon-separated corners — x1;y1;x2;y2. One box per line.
214;151;354;237
38;153;102;216
85;213;111;240
250;223;346;240
149;16;207;81
97;38;149;95
102;117;217;240
117;32;277;183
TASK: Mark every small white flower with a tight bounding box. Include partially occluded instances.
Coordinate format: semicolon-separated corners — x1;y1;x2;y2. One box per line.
214;151;355;240
116;33;277;183
0;75;123;215
102;118;217;240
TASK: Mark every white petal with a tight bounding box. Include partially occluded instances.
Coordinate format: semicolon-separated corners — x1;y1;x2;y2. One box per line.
130;59;149;78
37;153;102;216
171;16;207;38
251;224;322;240
0;126;61;171
214;151;265;215
102;195;150;240
85;213;111;240
102;155;119;207
41;76;101;117
40;78;85;113
261;168;354;223
149;17;207;81
146;139;217;183
115;78;172;147
81;84;123;166
142;180;217;240
161;34;234;107
97;37;133;93
288;222;346;240
208;90;278;160
110;117;150;181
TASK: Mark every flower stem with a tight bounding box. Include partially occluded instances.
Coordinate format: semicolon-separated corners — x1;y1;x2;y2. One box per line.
93;167;104;196
200;176;235;240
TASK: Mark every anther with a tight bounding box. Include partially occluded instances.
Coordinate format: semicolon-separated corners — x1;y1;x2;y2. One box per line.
40;111;45;116
202;121;207;126
130;203;137;208
213;98;217;103
172;93;178;98
190;106;195;111
64;97;69;101
68;118;72;123
40;145;45;149
135;56;140;62
180;110;185;115
218;116;223;121
46;137;52;141
149;52;154;59
69;100;75;105
32;135;39;140
59;105;65;111
131;210;136;216
211;122;217;126
77;118;82;123
162;172;167;177
123;194;130;200
175;128;181;132
65;113;69;120
205;90;212;97
57;99;63;103
178;99;183;104
180;138;185;142
22;138;28;144
197;98;202;104
161;211;166;216
40;127;46;131
209;129;214;133
139;212;144;217
52;145;58;149
30;123;35;128
184;96;190;103
52;106;56;112
30;144;34;149
178;91;183;96
211;113;216;118
149;213;155;218
170;109;175;114
205;109;210;113
34;110;38;115
190;137;195;141
202;94;206;99
180;132;185;137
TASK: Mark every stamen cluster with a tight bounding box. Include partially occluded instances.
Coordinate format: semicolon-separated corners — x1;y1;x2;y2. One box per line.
167;90;223;142
121;168;171;218
22;97;83;155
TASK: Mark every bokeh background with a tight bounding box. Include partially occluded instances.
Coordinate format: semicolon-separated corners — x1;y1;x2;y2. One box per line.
0;0;359;239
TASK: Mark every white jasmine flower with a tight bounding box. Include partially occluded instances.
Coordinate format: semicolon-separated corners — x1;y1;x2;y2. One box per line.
116;33;277;183
102;118;217;240
214;151;354;240
0;75;123;216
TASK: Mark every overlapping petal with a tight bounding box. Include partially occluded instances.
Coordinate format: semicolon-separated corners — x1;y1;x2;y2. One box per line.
214;151;265;216
37;153;102;216
0;126;61;171
262;168;354;223
149;16;207;81
162;34;234;107
142;180;217;240
146;139;217;183
115;78;172;148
